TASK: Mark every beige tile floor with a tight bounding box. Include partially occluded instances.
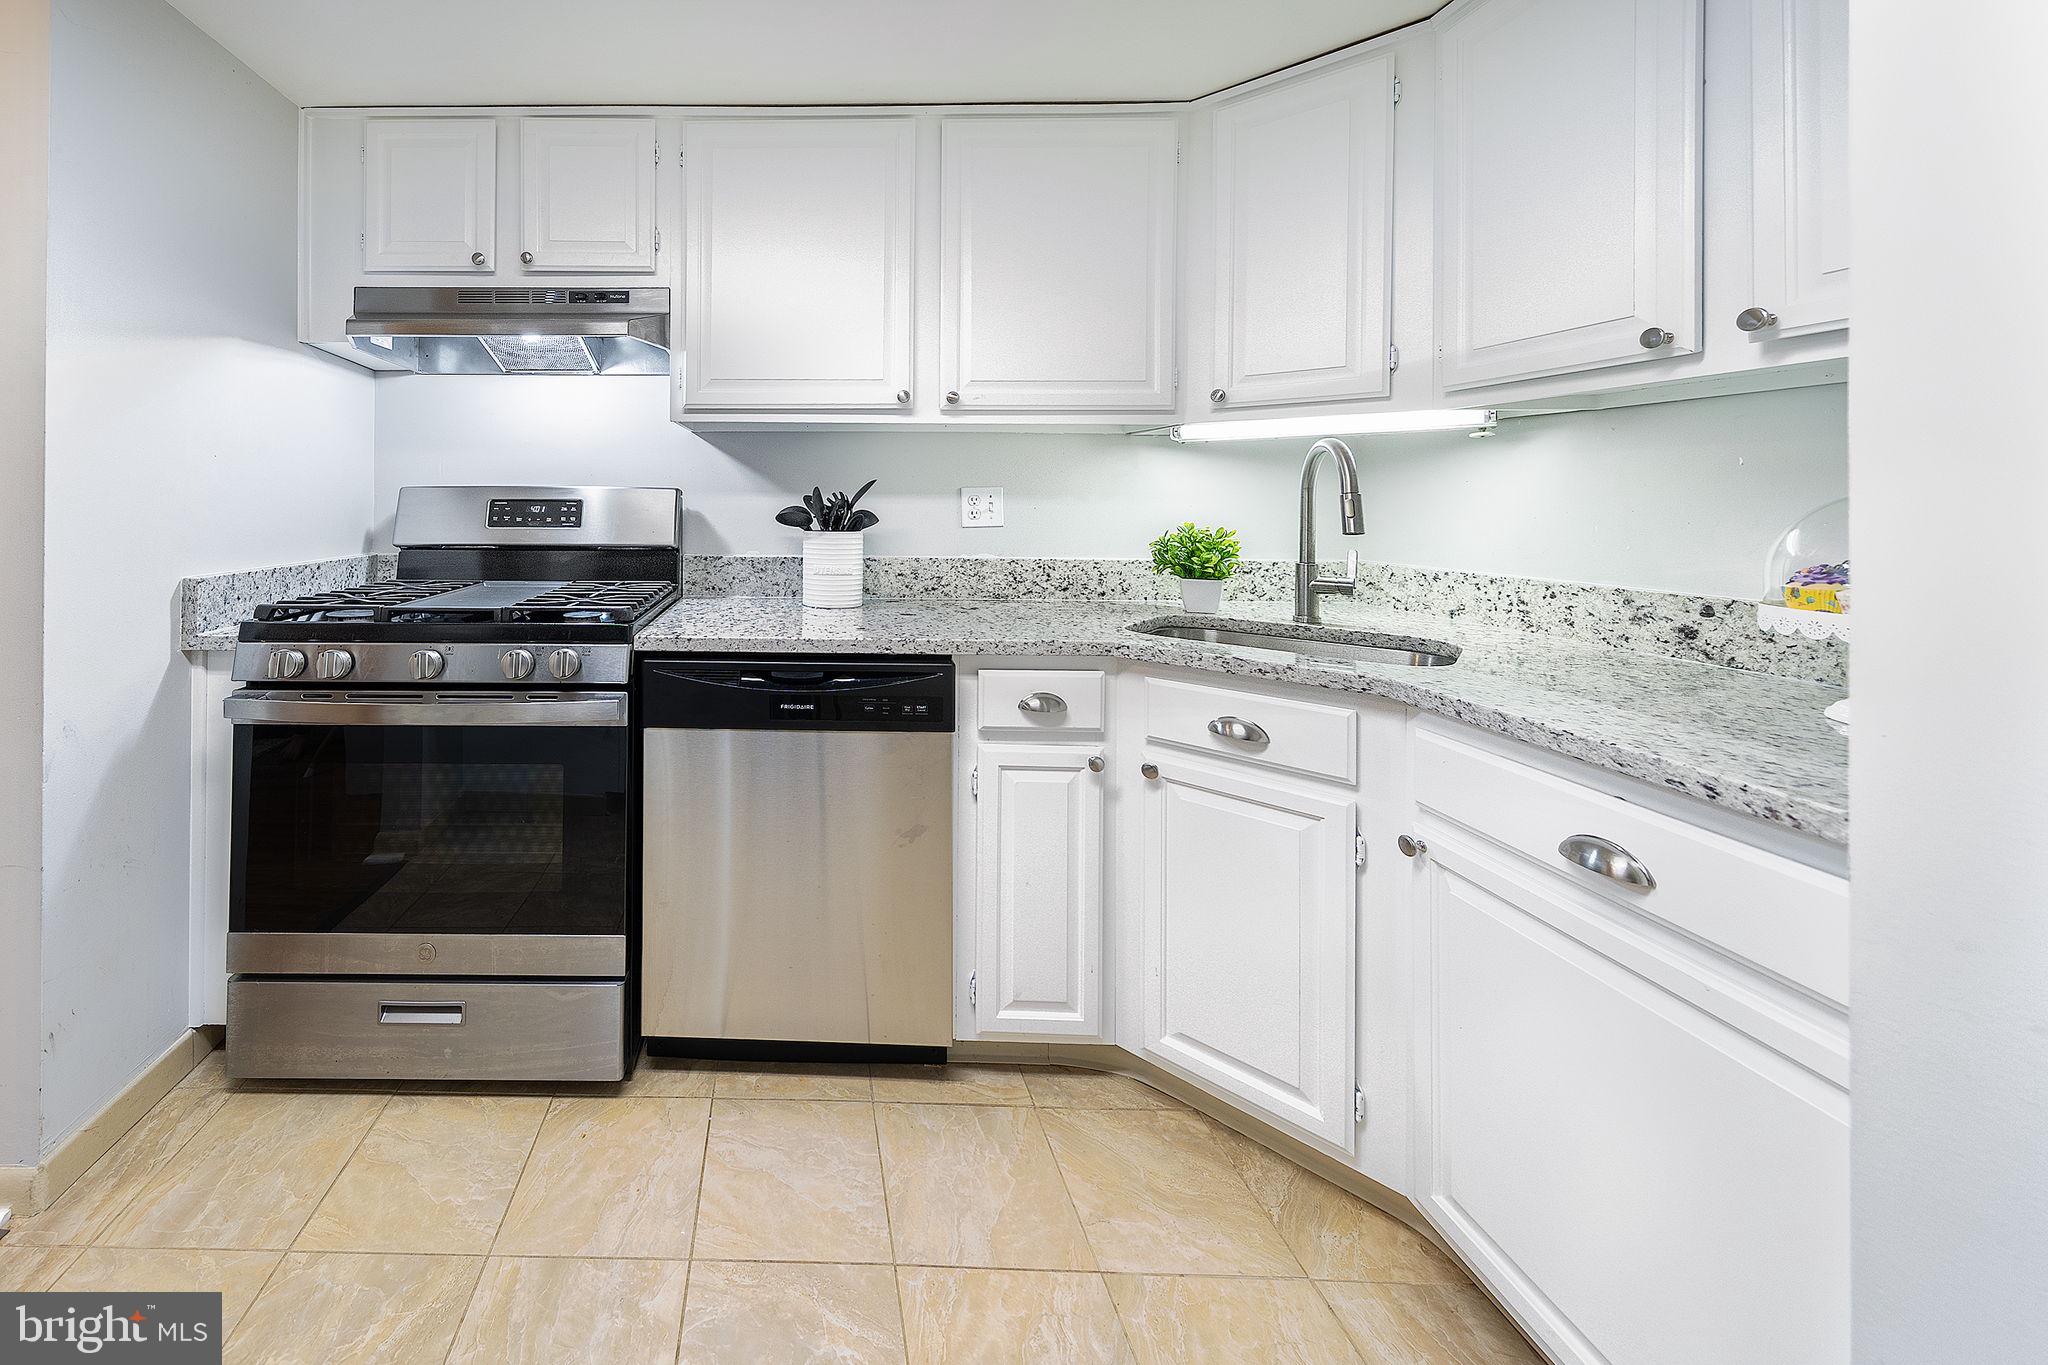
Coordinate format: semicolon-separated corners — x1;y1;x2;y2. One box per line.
0;1053;1543;1364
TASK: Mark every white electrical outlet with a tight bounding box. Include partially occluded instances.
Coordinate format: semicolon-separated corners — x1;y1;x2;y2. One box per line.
960;487;1005;528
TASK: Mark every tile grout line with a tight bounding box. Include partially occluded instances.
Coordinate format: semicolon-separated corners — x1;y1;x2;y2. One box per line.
445;1093;558;1365
60;1085;229;1249
1031;1103;1142;1362
227;1092;392;1351
674;1086;719;1358
865;1100;915;1360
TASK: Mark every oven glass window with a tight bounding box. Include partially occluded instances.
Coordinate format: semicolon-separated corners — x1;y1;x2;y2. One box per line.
232;724;629;936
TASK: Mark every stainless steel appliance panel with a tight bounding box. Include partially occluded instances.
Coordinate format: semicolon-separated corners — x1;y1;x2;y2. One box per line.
393;484;682;549
641;729;953;1047
228;932;625;978
226;977;626;1081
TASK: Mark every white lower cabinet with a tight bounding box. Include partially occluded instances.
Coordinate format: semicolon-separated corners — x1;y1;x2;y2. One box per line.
1413;836;1849;1365
970;743;1108;1040
1133;750;1358;1149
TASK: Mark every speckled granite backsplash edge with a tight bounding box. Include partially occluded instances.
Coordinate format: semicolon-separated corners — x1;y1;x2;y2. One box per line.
678;555;1846;686
178;552;1844;686
179;554;396;648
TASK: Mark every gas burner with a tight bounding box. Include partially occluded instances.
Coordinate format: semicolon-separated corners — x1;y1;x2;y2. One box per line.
255;581;480;623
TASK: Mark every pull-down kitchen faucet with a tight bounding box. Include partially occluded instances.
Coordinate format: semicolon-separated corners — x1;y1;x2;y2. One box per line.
1295;438;1365;624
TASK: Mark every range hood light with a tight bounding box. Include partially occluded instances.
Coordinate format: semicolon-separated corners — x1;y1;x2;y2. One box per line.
1166;409;1498;442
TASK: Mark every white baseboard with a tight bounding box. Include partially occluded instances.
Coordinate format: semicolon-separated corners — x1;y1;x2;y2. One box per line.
18;1029;213;1217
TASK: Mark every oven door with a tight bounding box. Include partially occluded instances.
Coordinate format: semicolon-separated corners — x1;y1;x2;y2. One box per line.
226;690;630;978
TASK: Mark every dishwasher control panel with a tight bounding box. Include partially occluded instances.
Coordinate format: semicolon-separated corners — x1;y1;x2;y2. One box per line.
639;656;955;732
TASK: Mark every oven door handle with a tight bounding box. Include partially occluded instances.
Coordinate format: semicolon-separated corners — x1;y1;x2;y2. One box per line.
225;690;629;727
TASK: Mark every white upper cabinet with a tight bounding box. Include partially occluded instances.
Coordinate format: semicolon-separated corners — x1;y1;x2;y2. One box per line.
973;744;1107;1041
1208;55;1394;410
1434;0;1703;390
518;117;658;274
1136;752;1357;1148
363;118;498;273
1746;0;1848;338
940;117;1178;412
682;118;915;410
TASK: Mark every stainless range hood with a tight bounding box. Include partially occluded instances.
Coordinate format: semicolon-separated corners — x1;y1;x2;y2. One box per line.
346;287;670;375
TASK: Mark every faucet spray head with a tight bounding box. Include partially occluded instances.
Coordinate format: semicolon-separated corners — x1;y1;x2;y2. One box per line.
1338;491;1364;535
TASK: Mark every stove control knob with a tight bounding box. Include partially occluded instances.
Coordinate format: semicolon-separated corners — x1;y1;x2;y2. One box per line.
546;648;582;680
312;648;355;681
499;648;537;682
265;647;307;681
409;649;446;682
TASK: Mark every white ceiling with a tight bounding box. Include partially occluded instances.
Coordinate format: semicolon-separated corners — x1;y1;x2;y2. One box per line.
163;0;1441;108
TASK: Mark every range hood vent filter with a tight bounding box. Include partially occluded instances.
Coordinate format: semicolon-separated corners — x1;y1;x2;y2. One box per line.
481;333;599;374
345;286;670;376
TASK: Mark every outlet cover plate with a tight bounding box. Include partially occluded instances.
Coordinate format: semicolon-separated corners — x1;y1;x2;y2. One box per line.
960;486;1005;528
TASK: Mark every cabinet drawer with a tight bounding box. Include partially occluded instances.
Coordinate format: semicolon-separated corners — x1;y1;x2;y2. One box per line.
226;978;626;1082
1143;675;1356;783
978;669;1107;734
1414;728;1848;1004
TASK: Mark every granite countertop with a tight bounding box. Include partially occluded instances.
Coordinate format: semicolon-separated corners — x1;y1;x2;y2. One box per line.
635;596;1849;843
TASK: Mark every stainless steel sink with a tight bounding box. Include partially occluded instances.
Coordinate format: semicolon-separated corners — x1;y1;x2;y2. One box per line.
1133;620;1460;668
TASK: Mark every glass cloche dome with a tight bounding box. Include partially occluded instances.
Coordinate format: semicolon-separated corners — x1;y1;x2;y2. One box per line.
1766;497;1849;614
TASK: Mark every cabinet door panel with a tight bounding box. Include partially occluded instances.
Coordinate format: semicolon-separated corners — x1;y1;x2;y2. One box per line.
1420;853;1848;1365
1138;754;1355;1146
363;118;497;273
942;117;1177;411
520;117;658;273
1435;0;1702;389
974;746;1105;1039
1749;0;1849;337
1210;55;1393;408
683;119;915;410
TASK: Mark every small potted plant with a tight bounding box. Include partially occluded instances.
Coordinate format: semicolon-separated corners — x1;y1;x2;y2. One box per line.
776;480;878;609
1149;521;1241;614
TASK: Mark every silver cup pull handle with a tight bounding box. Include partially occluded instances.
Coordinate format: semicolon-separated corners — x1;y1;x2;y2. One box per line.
1557;835;1656;891
1207;715;1270;744
379;1000;465;1026
1017;692;1068;715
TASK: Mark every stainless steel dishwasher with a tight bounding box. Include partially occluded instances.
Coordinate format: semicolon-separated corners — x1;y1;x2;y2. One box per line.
639;656;954;1058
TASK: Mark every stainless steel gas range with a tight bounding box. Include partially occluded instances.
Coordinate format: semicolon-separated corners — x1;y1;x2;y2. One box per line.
221;485;682;1083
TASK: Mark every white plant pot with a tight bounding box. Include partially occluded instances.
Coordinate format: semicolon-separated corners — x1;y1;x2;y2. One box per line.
801;530;865;608
1177;577;1225;614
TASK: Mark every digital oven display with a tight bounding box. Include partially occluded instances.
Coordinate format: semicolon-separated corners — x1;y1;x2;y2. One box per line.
488;498;584;528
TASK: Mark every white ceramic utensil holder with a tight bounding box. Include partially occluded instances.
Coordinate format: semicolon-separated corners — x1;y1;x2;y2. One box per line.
1177;577;1225;614
802;531;865;608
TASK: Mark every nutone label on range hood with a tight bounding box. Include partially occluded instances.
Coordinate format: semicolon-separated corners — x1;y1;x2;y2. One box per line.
344;286;670;375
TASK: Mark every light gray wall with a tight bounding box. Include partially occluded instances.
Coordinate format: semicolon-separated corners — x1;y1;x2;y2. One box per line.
40;0;374;1153
372;379;1846;601
1851;1;2048;1359
0;0;51;1174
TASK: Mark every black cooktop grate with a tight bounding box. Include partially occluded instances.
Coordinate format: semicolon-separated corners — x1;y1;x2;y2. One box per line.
254;579;677;627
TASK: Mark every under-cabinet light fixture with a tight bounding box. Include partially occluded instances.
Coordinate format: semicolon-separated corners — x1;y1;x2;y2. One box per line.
1166;408;1498;442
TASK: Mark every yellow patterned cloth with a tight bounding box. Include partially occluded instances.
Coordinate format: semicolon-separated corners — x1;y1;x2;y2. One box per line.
1783;584;1846;613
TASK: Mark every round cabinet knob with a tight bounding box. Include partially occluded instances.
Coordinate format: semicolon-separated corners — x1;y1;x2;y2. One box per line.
470;251;487;267
895;389;911;405
1735;306;1780;333
945;390;961;405
546;648;582;680
1210;388;1227;404
520;251;534;265
1140;762;1160;780
1639;327;1675;349
1397;834;1427;859
408;649;446;682
499;648;537;682
312;648;355;681
265;647;307;680
1087;755;1105;773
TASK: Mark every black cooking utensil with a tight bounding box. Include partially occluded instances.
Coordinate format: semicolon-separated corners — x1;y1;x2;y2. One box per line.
845;509;879;532
775;505;814;530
